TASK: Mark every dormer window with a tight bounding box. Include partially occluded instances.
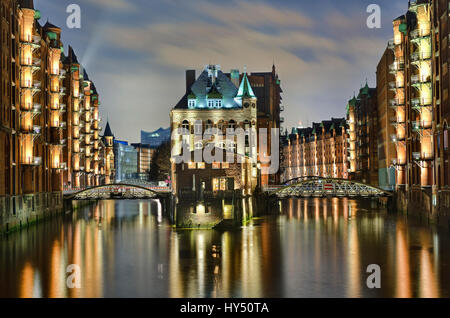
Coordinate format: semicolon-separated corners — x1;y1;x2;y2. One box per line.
188;99;196;109
208;99;222;108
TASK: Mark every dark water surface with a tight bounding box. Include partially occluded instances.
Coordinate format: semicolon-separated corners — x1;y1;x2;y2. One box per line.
1;198;449;298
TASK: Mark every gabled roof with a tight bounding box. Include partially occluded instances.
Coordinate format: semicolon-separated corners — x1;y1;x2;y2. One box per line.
83;69;90;82
68;46;79;64
174;68;239;109
207;83;223;99
237;73;256;98
44;21;60;30
103;121;114;137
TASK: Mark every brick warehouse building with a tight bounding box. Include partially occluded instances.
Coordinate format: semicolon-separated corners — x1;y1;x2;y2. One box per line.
0;0;113;233
226;65;283;186
347;83;379;185
281;118;348;182
377;47;397;191
385;0;450;217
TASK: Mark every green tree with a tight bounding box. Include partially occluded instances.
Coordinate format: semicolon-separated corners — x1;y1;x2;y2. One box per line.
149;141;171;181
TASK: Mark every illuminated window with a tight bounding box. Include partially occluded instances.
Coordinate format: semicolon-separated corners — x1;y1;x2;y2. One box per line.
188;99;196;108
212;162;221;169
213;178;228;191
188;162;196;169
208;99;222;108
198;162;205;169
182;120;189;131
222;162;229;169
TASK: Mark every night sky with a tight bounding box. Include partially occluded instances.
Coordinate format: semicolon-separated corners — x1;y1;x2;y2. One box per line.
35;0;407;142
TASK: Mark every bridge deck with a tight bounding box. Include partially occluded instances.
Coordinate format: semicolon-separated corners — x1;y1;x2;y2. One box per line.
64;183;171;201
265;177;392;198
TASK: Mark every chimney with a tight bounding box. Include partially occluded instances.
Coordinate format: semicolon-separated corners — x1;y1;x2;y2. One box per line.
231;69;240;88
186;70;196;93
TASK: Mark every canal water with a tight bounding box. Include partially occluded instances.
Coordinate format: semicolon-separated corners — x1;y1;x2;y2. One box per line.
0;198;449;298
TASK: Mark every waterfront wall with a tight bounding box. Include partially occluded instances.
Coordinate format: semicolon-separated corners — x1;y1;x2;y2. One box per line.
0;192;64;235
394;187;450;229
172;192;264;229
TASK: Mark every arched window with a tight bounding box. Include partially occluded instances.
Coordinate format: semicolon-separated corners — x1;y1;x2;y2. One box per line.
182;120;190;131
228;120;236;129
217;120;224;132
206;120;213;130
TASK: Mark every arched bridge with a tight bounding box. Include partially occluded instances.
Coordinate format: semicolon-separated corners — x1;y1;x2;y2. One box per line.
64;183;171;201
268;177;392;198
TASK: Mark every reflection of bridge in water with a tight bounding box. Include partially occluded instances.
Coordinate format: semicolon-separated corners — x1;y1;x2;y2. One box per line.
64;183;171;201
265;177;392;198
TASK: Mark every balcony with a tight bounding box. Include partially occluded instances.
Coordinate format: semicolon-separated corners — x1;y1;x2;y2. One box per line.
60;104;67;113
22;156;42;166
389;61;405;74
389;81;404;91
32;103;42;115
412;121;432;132
388;39;395;50
280;117;285;123
60;122;67;129
22;125;41;135
21;103;42;116
411;75;431;88
280;106;285;112
411;51;431;63
54;163;68;170
413;152;433;161
22;35;41;49
410;28;431;41
59;69;67;79
389;98;405;107
411;97;432;107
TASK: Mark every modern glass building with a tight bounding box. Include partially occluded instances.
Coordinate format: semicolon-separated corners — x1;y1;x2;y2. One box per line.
114;141;138;182
141;128;171;148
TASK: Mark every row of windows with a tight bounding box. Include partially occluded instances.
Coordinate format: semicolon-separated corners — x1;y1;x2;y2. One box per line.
180;120;253;131
188;99;223;108
187;162;230;170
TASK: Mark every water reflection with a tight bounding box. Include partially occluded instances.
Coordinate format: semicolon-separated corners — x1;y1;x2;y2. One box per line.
0;198;449;298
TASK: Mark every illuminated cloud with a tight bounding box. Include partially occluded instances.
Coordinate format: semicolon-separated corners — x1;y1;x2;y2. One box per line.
36;0;404;142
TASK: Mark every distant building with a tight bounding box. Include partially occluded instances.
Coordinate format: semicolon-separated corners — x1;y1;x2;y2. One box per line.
141;128;170;148
377;47;397;191
225;66;283;186
114;141;138;182
281;118;348;183
347;83;379;185
102;121;115;184
131;143;155;181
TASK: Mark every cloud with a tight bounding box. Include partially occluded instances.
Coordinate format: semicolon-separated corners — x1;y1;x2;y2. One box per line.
195;0;314;29
79;0;135;11
74;0;393;142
